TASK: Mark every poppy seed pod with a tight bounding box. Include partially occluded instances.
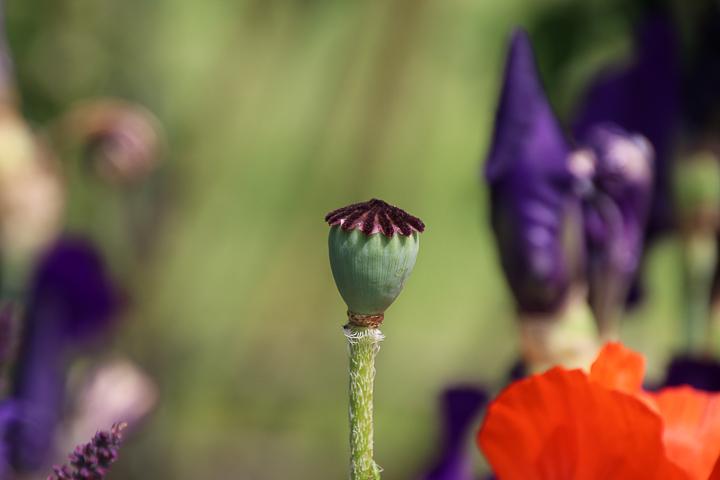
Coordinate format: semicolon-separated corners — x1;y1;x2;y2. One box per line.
325;199;424;322
326;199;424;480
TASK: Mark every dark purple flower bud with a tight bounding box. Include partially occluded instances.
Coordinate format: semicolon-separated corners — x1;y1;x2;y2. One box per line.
662;356;720;392
48;422;126;480
420;386;487;480
580;125;653;278
8;237;120;471
485;29;581;314
27;238;119;342
577;124;653;334
573;15;679;239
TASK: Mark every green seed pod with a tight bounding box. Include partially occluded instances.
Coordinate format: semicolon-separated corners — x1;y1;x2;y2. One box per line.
325;199;424;321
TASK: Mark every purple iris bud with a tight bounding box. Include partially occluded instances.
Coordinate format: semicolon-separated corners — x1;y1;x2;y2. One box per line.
576;124;653;333
573;15;679;238
485;29;581;314
420;386;487;480
580;125;653;279
8;237;120;472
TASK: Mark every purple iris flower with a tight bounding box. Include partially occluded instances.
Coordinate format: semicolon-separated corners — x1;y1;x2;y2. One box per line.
485;29;582;314
573;15;680;239
577;124;654;328
7;237;119;472
420;386;487;480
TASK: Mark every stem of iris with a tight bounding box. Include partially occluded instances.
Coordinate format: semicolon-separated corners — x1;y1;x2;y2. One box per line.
345;324;383;480
682;233;716;355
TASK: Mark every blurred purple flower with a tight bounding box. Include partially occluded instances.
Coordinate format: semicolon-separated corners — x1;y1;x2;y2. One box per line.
8;237;120;472
485;29;582;314
578;125;654;327
573;15;680;238
420;386;487;480
662;356;720;392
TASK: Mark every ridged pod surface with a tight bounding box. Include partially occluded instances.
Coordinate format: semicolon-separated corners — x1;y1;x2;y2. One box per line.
328;226;419;315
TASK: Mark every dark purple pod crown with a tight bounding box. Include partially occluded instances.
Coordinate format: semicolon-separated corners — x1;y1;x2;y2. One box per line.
325;198;425;237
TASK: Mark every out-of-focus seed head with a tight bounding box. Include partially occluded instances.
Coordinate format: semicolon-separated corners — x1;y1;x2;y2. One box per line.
325;199;423;317
62;100;162;185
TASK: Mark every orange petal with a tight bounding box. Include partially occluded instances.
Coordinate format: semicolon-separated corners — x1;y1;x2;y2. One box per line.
651;387;720;479
478;367;687;480
589;342;645;395
709;455;720;480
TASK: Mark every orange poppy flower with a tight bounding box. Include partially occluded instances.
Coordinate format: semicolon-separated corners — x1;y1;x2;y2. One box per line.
477;343;720;479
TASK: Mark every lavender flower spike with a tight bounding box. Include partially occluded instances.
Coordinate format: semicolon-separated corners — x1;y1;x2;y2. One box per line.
48;422;126;480
485;29;580;314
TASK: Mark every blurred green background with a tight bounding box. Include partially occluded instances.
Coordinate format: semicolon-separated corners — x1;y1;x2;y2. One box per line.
4;0;689;478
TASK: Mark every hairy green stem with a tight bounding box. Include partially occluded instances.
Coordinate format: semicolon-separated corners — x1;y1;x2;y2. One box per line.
345;325;383;480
